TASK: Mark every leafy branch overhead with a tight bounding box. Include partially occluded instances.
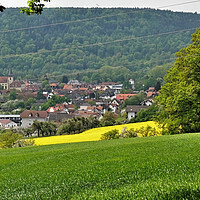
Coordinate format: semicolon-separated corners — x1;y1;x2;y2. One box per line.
1;0;51;15
0;5;5;12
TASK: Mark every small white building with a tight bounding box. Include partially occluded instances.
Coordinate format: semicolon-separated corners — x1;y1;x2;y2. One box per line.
141;99;154;106
129;79;135;89
0;119;18;129
126;105;148;120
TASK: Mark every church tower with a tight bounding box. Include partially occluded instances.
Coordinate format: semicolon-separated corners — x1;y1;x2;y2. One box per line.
8;67;14;84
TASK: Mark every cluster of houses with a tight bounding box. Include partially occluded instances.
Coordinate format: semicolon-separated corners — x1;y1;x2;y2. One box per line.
0;72;158;129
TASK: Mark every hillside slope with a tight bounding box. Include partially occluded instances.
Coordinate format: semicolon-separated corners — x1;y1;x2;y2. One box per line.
0;8;200;85
1;133;200;199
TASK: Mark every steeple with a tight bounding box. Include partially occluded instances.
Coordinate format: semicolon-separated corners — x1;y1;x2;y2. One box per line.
8;67;13;77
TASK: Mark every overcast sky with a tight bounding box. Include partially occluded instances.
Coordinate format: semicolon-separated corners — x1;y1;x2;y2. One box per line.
2;0;200;13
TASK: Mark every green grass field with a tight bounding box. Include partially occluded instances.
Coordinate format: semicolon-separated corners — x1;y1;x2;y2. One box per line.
1;133;200;199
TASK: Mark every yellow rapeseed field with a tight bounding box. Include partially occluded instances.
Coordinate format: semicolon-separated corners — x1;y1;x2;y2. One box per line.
34;121;160;146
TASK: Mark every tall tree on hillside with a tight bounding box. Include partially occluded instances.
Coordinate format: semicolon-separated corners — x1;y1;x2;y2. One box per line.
155;28;200;134
62;75;68;84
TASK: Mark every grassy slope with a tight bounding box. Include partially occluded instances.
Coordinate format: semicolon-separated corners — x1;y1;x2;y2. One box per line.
1;133;200;199
34;121;159;145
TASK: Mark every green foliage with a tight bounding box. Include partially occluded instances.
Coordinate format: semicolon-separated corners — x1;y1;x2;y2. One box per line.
1;134;200;198
100;129;119;140
41;95;66;110
59;83;65;89
57;116;100;135
0;8;198;83
155;28;200;134
41;80;51;92
130;104;158;123
31;120;57;137
123;92;146;108
136;125;159;137
101;111;116;126
62;75;68;84
21;0;51;15
0;5;5;12
16;101;25;108
9;91;17;100
36;89;46;100
88;100;96;106
0;130;34;149
0;131;22;148
101;125;159;140
121;80;133;92
119;127;139;138
25;97;36;108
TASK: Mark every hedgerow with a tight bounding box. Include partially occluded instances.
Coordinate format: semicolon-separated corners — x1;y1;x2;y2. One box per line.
101;125;160;140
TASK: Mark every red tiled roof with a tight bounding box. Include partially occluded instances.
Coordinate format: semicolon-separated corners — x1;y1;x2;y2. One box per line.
20;110;48;118
148;87;155;91
116;94;135;101
10;81;24;87
0;77;8;83
78;88;88;91
0;119;12;124
96;106;103;111
63;84;73;90
87;106;95;110
23;85;40;91
50;83;57;86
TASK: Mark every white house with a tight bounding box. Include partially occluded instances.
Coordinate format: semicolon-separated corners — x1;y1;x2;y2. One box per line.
20;110;48;128
0;119;18;129
126;105;148;120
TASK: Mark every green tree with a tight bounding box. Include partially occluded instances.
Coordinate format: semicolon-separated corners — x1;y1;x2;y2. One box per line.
32;120;42;137
100;129;119;140
25;98;36;108
9;91;17;100
101;111;116;126
0;1;50;15
21;0;51;15
130;104;158;123
122;80;132;90
0;131;23;149
41;95;66;110
41;80;49;88
36;89;46;100
16;101;25;108
155;28;200;134
123;92;146;108
62;75;68;84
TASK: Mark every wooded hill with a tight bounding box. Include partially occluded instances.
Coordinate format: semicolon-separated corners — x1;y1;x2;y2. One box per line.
0;8;200;89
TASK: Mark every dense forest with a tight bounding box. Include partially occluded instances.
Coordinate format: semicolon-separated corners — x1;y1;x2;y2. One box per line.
0;8;200;89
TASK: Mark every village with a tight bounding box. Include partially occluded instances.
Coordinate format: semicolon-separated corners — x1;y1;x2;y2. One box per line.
0;70;158;130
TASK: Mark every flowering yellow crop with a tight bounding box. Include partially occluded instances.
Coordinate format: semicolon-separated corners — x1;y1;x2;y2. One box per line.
34;121;161;146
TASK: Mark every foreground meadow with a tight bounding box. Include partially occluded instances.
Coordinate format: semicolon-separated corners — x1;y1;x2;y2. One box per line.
34;121;159;145
1;133;200;199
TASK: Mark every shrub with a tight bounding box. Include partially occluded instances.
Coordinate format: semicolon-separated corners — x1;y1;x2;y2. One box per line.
135;125;160;137
101;125;160;140
100;129;119;140
119;127;139;138
0;131;35;149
